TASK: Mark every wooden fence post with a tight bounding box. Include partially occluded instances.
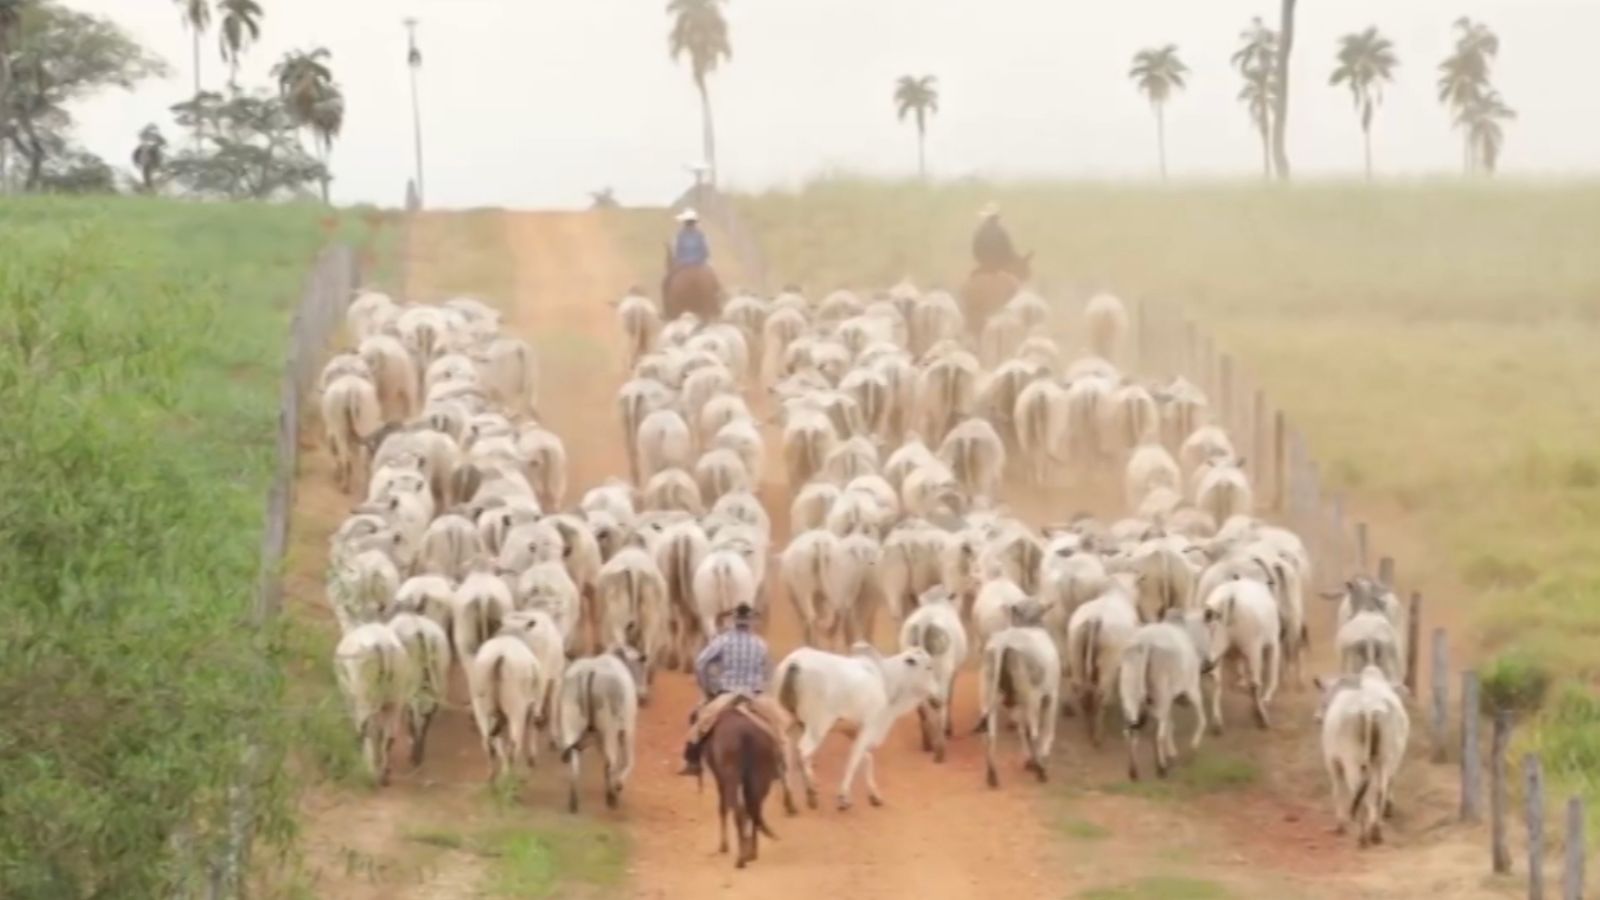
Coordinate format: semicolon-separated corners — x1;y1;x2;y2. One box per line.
1219;354;1235;434
1461;671;1481;822
1273;411;1288;512
1378;556;1396;588
1431;628;1450;763
1527;754;1545;900
1491;711;1512;874
1564;796;1584;900
1252;389;1267;486
1356;522;1370;574
1406;592;1423;694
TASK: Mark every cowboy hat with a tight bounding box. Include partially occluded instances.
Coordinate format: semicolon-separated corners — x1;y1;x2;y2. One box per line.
676;208;700;222
978;202;1001;219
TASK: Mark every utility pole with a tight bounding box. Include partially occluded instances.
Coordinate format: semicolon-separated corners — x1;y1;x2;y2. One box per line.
404;17;425;208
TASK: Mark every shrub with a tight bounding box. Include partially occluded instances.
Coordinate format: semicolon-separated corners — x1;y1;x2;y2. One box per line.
1479;651;1553;718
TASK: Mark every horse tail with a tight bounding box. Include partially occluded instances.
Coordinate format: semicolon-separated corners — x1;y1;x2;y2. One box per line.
742;729;777;839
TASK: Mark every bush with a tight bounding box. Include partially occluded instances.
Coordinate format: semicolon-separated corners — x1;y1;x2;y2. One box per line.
1479;651;1553;718
0;198;328;897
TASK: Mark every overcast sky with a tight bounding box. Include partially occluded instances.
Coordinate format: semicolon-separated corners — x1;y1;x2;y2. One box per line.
68;0;1599;209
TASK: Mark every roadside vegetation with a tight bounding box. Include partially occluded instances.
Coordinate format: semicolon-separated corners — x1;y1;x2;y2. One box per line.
0;196;377;895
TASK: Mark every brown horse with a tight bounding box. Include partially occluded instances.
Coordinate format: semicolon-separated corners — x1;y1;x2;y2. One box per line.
661;245;725;321
702;705;787;869
960;251;1033;337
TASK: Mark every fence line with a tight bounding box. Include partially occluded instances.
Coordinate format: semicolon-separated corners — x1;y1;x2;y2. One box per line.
1130;292;1587;897
203;244;360;900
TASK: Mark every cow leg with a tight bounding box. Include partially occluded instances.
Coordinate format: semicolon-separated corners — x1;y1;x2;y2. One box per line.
837;726;878;810
1263;640;1281;706
917;704;934;754
1125;725;1142;781
1036;692;1059;778
796;723;827;809
602;727;621;809
1327;762;1350;834
1154;712;1172;779
985;703;1002;789
1209;668;1226;736
1251;644;1272;729
943;673;957;738
566;750;581;814
1187;686;1209;752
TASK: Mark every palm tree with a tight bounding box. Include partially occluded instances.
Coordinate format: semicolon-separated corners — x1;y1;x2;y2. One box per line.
175;0;212;98
1128;45;1188;180
1330;26;1399;180
307;84;344;202
217;0;263;89
893;75;939;180
272;47;333;123
1232;17;1278;178
131;124;167;193
1438;18;1501;174
1271;0;1299;180
1458;89;1515;175
404;18;424;207
667;0;731;185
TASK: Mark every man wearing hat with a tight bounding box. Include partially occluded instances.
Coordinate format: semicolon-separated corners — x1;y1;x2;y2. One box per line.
672;208;710;270
679;602;789;776
972;202;1020;272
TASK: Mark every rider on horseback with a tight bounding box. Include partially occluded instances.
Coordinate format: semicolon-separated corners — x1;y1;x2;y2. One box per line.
672;208;709;270
972;202;1020;273
679;602;791;776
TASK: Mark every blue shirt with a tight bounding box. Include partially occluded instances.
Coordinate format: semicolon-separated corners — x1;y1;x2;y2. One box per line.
674;226;709;267
695;626;769;695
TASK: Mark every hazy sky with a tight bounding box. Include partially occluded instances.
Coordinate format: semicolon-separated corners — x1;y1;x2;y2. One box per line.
69;0;1599;209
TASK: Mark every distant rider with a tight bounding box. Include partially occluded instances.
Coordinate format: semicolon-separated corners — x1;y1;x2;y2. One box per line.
672;208;710;271
972;202;1020;272
678;603;790;776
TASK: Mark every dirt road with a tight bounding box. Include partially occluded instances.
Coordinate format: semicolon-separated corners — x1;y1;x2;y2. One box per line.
283;210;1512;900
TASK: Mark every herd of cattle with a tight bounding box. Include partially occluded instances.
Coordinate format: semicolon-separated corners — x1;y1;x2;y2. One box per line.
313;278;1415;849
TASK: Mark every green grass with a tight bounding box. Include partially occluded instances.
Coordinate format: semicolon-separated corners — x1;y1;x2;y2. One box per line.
400;818;626;899
1077;875;1235;900
1059;816;1112;841
733;177;1600;815
1103;750;1260;800
0;196;382;896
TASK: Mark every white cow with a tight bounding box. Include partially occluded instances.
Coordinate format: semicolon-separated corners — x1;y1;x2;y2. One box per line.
322;374;383;493
775;644;942;810
1314;666;1410;847
898;588;968;763
1336;610;1403;687
452;570;516;666
332;622;417;785
1201;577;1282;730
595;548;669;693
1119;611;1214;780
469;634;547;781
980;619;1062;787
557;650;644;813
1063;579;1141;746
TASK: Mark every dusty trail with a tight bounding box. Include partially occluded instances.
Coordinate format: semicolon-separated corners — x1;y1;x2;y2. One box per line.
281;210;1512;900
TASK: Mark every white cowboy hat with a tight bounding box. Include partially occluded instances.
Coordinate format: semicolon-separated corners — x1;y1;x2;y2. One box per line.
978;202;1001;219
676;208;700;222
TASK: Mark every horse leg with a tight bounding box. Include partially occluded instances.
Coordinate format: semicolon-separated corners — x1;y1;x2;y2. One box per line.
734;794;752;868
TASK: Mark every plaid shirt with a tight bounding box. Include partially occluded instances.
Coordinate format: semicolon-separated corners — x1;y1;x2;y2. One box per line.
695;626;769;696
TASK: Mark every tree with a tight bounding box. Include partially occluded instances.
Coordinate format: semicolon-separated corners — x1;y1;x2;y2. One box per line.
0;0;26;190
1330;26;1398;180
1128;45;1187;180
2;1;167;190
892;74;938;180
217;0;261;88
667;0;730;185
1457;88;1515;175
1438;17;1502;174
130;122;165;192
270;47;342;201
174;0;209;98
589;187;619;209
39;147;112;193
1232;17;1278;178
1271;0;1298;180
164;90;325;199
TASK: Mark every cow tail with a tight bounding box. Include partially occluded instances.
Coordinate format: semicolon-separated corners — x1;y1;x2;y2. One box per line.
1350;708;1380;820
1119;643;1151;730
778;662;802;721
1081;617;1102;691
